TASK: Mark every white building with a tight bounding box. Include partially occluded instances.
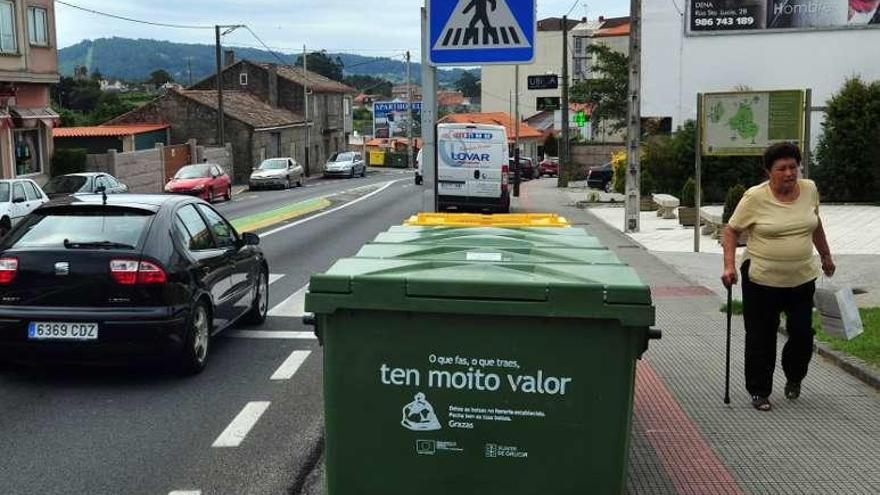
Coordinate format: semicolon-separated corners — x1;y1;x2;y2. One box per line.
642;1;880;147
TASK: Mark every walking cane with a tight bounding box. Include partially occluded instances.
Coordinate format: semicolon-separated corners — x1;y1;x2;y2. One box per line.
724;285;733;405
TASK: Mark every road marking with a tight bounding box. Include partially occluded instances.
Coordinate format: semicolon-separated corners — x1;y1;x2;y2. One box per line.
226;330;317;340
212;402;271;448
270;350;312;380
268;274;285;286
268;284;308;317
262;180;401;238
168;491;201;495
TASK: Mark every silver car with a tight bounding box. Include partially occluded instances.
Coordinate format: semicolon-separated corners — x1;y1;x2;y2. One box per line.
249;158;304;190
323;152;366;179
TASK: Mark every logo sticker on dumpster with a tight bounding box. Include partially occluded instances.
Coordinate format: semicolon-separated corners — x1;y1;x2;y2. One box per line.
401;392;442;431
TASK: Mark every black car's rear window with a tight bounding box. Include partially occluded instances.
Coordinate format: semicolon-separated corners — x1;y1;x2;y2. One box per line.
0;182;8;202
6;207;155;249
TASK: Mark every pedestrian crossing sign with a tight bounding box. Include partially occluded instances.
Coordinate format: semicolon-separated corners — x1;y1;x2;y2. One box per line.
429;0;536;66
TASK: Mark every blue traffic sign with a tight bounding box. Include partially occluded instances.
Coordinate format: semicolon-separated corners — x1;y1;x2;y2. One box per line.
429;0;536;66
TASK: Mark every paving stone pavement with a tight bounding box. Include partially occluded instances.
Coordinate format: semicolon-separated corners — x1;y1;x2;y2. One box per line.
517;179;880;495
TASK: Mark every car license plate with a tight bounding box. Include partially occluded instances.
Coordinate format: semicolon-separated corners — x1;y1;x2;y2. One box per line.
28;322;99;341
439;181;464;190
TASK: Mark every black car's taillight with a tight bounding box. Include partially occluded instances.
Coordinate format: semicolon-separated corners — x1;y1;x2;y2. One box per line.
0;257;18;285
110;260;168;285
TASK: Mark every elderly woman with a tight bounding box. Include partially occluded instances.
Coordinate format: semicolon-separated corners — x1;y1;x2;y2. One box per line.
721;143;835;412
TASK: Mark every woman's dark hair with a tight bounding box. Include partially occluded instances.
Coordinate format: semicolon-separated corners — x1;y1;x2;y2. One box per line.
763;143;802;171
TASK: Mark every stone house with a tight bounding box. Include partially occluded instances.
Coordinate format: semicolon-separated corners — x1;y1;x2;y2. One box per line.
190;56;355;175
107;88;306;183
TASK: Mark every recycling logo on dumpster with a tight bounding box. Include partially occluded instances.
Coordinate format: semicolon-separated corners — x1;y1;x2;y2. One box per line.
429;0;536;65
401;392;443;431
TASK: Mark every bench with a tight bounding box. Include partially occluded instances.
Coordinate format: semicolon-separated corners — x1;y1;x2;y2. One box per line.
700;208;723;238
652;194;680;220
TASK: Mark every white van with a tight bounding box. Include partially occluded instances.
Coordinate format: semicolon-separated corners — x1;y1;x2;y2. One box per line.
436;123;510;213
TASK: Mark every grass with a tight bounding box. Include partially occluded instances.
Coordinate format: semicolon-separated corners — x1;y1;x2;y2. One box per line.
720;299;744;315
814;308;880;368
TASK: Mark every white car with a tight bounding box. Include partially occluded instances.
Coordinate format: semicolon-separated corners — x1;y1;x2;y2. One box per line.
0;179;49;237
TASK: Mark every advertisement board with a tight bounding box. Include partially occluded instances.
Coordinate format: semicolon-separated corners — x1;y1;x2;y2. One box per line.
688;0;880;34
373;101;423;139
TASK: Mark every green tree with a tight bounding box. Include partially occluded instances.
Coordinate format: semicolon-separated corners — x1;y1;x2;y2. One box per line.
148;69;174;86
570;45;628;132
52;76;102;113
343;75;393;97
814;77;880;202
454;71;480;98
296;51;344;82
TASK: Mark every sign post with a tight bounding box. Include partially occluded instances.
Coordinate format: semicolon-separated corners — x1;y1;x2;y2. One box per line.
695;88;807;252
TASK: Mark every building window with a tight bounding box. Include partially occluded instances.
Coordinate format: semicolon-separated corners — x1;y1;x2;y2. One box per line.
239;73;248;86
0;1;17;53
14;129;43;176
343;97;352;116
575;37;583;54
28;7;48;46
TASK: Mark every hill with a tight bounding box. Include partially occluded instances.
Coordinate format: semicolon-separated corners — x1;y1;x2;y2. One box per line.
58;38;479;89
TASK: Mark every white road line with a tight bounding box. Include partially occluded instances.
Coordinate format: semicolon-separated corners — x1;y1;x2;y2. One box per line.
168;491;201;495
268;274;285;286
261;180;401;238
270;350;312;380
212;402;271;448
225;330;317;340
268;284;309;317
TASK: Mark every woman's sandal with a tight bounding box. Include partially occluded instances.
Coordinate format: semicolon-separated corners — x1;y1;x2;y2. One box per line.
751;396;772;412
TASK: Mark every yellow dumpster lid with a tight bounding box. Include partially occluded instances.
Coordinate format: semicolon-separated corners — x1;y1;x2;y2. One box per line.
404;213;570;228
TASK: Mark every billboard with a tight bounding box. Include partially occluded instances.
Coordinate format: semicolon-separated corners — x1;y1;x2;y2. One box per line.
688;0;880;34
700;90;805;156
373;101;423;139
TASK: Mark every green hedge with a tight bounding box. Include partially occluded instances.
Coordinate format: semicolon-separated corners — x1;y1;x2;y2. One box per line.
51;148;88;177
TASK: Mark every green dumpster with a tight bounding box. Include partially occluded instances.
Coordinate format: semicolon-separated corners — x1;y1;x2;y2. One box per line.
371;230;607;249
354;243;624;265
306;239;660;494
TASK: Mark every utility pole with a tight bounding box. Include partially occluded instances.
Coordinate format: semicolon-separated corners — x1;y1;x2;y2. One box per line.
187;57;193;86
406;50;414;170
304;45;312;176
420;5;438;212
513;65;521;198
624;0;642;233
559;16;571;188
215;25;243;147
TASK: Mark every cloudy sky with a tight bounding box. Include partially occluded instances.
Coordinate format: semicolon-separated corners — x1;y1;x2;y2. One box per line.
56;0;630;56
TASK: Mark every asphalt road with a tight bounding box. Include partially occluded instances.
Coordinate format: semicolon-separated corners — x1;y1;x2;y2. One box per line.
0;168;424;495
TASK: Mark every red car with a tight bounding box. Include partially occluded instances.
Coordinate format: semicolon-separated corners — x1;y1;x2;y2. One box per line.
539;157;559;177
165;163;232;203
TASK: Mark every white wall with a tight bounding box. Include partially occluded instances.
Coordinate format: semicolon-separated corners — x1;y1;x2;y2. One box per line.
643;2;880;148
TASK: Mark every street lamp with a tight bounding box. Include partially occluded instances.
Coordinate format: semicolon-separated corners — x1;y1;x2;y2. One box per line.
215;24;245;146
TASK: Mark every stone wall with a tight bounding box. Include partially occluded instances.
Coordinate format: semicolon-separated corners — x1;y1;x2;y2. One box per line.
197;144;235;179
570;143;625;175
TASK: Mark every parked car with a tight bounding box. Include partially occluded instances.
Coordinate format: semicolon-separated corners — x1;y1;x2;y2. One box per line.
249;158;304;190
438;123;510;214
0;179;50;238
0;194;268;374
165;164;232;203
42;173;128;200
323;152;366;179
539;157;559;177
509;157;537;181
587;162;614;192
414;148;423;185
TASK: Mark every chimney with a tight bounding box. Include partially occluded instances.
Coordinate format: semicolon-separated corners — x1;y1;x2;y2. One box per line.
224;50;235;67
267;63;279;108
598;16;605;23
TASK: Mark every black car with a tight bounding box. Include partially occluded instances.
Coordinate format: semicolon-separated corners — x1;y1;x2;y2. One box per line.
587;163;614;192
42;172;129;199
509;157;537;181
0;194;268;374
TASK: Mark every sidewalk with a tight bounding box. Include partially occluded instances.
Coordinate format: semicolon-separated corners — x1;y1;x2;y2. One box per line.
516;179;880;495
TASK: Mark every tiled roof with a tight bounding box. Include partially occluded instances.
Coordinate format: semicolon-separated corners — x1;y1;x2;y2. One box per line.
538;17;582;31
438;91;466;107
595;16;631;37
253;62;356;94
53;124;170;138
176;90;304;129
439;112;543;141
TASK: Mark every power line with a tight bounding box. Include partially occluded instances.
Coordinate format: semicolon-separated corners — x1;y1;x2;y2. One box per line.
243;26;289;65
56;0;214;30
566;0;581;17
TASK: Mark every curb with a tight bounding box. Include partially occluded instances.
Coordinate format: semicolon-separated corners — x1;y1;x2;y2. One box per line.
813;340;880;392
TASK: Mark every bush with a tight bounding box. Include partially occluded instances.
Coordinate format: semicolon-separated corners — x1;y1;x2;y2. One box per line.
640;169;656;197
51;148;88;177
814;77;880;202
611;150;627;194
681;177;696;207
723;184;747;224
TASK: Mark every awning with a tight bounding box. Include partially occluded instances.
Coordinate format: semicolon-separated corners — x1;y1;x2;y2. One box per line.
10;107;61;128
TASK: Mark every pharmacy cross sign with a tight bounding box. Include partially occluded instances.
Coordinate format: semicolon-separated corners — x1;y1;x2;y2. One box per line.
428;0;536;66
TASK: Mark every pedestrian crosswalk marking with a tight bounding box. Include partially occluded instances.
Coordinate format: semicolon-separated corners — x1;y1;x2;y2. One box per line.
226;330;316;340
433;0;530;51
268;274;285;286
268;284;309;318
